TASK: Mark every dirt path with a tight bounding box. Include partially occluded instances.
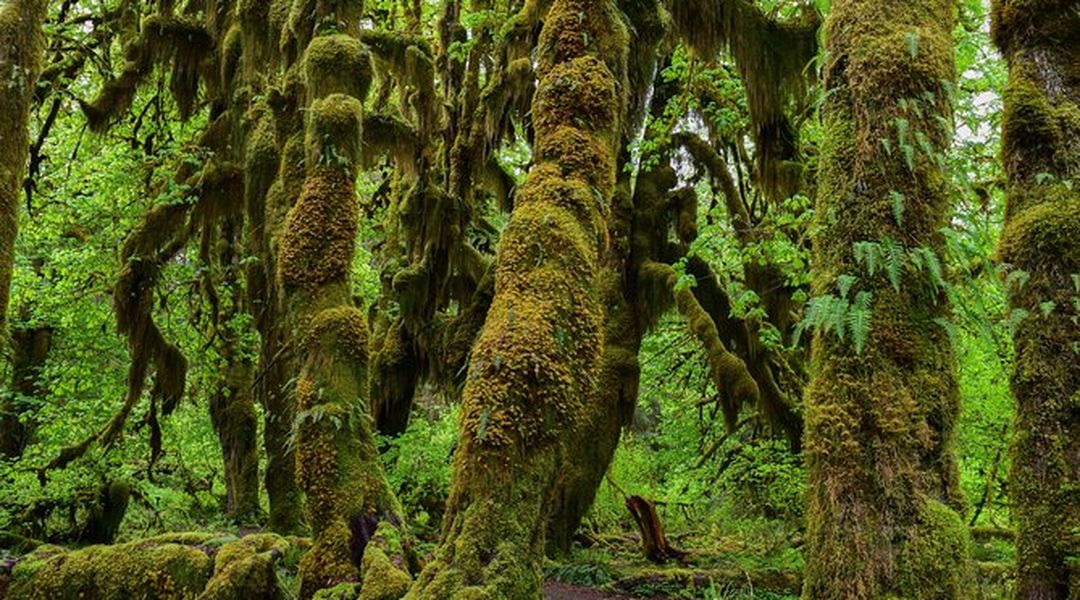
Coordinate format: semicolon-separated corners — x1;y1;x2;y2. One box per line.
543;582;653;600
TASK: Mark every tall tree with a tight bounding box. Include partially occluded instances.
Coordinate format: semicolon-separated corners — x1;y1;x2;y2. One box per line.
991;0;1080;596
0;0;49;343
406;0;628;595
274;0;413;596
801;0;973;596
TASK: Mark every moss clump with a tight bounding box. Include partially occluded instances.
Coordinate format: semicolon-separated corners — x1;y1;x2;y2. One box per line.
305;95;365;170
894;498;974;599
7;536;216;599
277;168;359;292
304;35;373;101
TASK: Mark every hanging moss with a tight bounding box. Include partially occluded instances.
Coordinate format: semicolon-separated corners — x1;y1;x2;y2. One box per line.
991;1;1080;596
801;0;972;596
80;14;215;129
669;0;818;200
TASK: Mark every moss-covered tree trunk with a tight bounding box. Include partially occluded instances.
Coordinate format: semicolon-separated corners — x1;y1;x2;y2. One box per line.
801;0;973;597
0;0;48;343
240;0;305;536
276;1;412;597
406;0;627;597
991;1;1080;596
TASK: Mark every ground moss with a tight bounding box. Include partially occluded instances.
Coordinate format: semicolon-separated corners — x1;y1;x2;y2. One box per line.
8;536;216;600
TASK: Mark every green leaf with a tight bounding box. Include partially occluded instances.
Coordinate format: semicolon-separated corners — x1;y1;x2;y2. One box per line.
837;274;857;300
848;291;873;354
882;237;905;291
889;190;905;225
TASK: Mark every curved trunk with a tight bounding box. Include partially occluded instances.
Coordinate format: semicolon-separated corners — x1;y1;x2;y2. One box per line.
406;0;628;596
801;0;972;596
991;1;1080;596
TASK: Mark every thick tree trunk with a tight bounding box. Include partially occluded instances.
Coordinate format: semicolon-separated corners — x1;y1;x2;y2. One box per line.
405;1;628;597
276;2;412;597
801;0;973;597
991;1;1080;596
0;0;48;343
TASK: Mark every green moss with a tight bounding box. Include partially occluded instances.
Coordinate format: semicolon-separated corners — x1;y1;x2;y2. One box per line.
0;0;48;344
992;1;1080;595
278;168;359;292
895;498;974;599
405;0;627;598
8;537;216;600
305;35;373;101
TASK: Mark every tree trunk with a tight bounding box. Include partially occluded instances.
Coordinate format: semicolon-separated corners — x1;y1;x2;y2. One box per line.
0;0;48;343
405;1;628;597
241;1;303;537
276;2;412;597
801;0;973;596
991;1;1080;596
0;320;52;458
203;214;261;524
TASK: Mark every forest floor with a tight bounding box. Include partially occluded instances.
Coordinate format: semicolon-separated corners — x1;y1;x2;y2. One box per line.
543;582;644;600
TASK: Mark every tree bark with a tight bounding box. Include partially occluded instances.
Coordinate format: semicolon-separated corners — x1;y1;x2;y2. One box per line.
991;1;1080;596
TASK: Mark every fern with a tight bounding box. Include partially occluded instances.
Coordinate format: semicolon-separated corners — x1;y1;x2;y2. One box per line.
837;274;857;300
853;241;881;276
882;237;905;291
848;291;873;354
889;190;905;225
